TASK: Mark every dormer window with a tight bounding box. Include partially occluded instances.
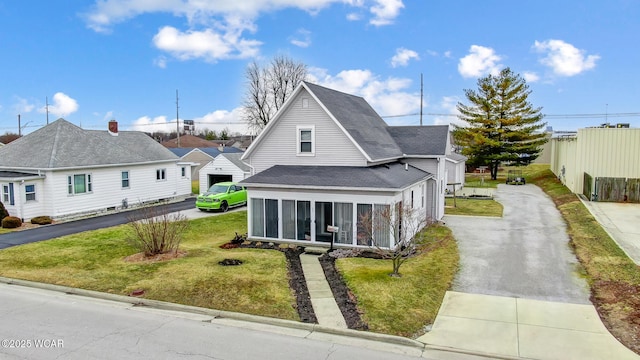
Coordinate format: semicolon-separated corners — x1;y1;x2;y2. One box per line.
297;125;315;156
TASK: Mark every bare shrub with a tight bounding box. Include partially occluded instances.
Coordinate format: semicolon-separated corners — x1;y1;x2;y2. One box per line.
358;203;441;277
126;205;189;256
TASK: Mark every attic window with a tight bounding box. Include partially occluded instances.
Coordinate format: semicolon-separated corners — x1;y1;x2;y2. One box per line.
297;125;315;156
302;98;309;108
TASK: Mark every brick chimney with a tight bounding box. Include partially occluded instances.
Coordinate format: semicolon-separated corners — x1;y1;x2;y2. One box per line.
108;120;118;136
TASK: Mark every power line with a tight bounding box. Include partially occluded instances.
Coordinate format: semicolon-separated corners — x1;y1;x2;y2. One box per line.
381;112;640;119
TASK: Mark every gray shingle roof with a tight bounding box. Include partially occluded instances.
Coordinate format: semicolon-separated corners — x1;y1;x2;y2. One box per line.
0;119;178;169
240;162;431;190
218;153;251;172
169;147;243;158
387;125;449;156
447;153;467;162
0;171;43;179
304;82;403;161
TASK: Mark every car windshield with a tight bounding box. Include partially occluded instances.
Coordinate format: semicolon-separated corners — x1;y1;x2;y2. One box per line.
207;185;229;194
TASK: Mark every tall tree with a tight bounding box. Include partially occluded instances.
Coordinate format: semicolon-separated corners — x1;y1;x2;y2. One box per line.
242;55;307;133
453;68;547;180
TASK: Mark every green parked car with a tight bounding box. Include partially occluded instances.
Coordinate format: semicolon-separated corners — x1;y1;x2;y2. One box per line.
196;182;247;212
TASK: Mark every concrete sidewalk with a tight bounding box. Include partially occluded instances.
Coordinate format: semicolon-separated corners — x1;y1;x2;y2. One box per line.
418;292;639;360
580;199;640;265
299;253;348;329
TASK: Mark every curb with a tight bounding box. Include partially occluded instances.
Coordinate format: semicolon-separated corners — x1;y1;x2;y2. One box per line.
0;277;423;350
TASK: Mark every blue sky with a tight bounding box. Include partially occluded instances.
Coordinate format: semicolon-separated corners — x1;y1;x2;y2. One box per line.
2;1;639;136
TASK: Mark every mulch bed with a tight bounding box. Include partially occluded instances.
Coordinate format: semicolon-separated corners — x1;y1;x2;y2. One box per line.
222;239;367;329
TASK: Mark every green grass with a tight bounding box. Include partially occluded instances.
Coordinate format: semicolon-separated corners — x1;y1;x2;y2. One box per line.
445;197;503;217
192;180;200;194
0;211;299;321
527;164;640;353
336;224;459;337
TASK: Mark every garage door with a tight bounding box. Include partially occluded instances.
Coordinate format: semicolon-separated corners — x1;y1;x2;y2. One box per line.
208;174;233;188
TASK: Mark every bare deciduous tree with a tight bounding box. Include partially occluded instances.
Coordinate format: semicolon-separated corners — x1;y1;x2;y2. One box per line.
358;203;441;277
243;55;307;133
126;205;189;256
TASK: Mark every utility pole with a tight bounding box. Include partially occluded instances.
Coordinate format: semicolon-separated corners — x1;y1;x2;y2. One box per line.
420;73;423;126
176;89;180;148
18;114;21;136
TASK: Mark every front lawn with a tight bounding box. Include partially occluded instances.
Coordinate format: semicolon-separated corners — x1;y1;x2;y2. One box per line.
335;224;459;337
0;211;299;321
445;197;503;217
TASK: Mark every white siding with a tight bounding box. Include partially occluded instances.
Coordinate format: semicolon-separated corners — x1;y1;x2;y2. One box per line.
404;157;446;220
247;88;367;173
199;156;249;193
446;159;465;192
44;161;190;219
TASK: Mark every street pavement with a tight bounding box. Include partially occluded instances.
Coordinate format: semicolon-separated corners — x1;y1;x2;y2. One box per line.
0;199;196;250
445;184;590;303
0;282;428;360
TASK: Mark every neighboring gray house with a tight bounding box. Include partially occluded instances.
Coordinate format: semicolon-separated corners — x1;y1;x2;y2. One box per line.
0;119;193;221
240;81;452;249
198;153;251;193
446;153;467;192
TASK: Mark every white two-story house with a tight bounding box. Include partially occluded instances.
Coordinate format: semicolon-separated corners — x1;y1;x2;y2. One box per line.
240;82;454;249
0;119;193;222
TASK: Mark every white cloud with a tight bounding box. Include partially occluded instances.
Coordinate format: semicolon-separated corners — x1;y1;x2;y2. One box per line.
83;1;405;61
433;96;464;127
458;45;502;78
154;55;168;68
129;108;249;135
13;97;35;114
369;0;404;26
390;47;419;67
130;115;172;133
290;28;311;48
38;92;79;118
523;71;540;83
443;50;452;58
533;39;599;76
308;67;420;118
152;26;261;62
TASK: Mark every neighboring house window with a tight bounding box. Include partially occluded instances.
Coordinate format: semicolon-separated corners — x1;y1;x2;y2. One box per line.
302;98;309;108
68;174;92;194
2;185;9;203
25;184;36;201
181;167;186;177
156;169;166;181
297;125;315;155
121;171;130;188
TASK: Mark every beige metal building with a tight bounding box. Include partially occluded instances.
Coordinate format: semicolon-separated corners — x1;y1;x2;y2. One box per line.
550;127;640;199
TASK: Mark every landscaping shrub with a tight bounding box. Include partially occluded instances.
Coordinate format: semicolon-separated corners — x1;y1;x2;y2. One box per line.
126;206;189;256
31;216;53;225
0;201;8;221
2;216;22;229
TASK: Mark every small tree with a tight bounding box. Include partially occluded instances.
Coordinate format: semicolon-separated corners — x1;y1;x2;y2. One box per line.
453;67;548;180
126;205;189;257
358;203;441;277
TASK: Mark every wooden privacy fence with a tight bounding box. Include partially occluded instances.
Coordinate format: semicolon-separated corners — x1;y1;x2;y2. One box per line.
585;173;640;203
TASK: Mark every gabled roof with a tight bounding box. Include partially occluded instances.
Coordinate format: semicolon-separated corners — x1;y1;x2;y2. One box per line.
169;146;243;159
303;82;403;161
240;162;431;190
217;153;251;172
0;119;178;170
161;134;218;148
387;125;449;156
243;81;403;162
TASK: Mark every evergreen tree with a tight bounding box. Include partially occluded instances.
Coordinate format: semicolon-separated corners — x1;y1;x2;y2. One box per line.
453;68;548;180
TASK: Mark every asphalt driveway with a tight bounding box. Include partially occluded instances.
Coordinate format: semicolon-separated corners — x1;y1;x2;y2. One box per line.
0;199;196;250
445;184;591;304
